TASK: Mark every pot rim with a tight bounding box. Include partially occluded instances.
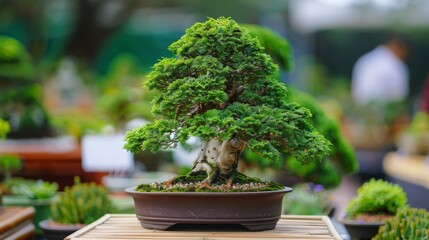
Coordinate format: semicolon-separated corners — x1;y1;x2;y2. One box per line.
39;219;85;230
338;218;385;226
125;186;292;196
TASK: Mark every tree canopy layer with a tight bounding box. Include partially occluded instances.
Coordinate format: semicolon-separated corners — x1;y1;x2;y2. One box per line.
125;17;331;167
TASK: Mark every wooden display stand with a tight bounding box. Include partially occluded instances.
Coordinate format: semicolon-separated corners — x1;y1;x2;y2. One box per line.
66;214;342;240
0;207;36;240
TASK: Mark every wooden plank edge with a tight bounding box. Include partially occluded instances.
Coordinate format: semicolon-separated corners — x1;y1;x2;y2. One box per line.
321;216;343;240
65;214;112;240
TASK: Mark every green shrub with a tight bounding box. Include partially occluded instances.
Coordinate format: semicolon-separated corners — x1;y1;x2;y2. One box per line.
0;35;34;80
346;179;407;217
0;119;9;138
0;155;22;181
373;207;429;240
50;177;112;225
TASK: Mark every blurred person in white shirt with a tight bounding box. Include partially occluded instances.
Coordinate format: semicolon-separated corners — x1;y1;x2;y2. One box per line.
351;37;409;105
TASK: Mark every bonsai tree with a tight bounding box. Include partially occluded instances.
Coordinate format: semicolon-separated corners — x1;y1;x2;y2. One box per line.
0;36;52;138
243;24;357;189
125;17;331;190
345;179;407;222
373;207;429;240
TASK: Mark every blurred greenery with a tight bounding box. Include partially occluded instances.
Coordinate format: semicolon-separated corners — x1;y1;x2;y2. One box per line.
0;119;10;138
282;183;331;215
0;35;52;138
245;24;357;189
0;155;21;181
6;178;58;199
96;54;155;129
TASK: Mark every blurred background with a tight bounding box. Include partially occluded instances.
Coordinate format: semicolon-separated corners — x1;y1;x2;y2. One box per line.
1;0;429;238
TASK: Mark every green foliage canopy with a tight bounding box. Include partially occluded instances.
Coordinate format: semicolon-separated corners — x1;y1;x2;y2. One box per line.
125;17;331;165
346;179;407;217
0;36;34;81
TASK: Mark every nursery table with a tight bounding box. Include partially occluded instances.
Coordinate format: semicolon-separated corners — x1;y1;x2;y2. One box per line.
66;214;343;240
383;152;429;210
0;207;36;240
0;139;106;189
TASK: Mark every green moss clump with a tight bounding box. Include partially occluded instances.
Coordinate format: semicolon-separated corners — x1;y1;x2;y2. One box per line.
135;172;284;193
346;179;407;218
374;207;429;240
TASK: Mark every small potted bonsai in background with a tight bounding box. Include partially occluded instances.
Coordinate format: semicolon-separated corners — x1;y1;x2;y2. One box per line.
40;177;112;240
340;179;407;240
0;35;53;138
373;207;429;240
124;17;331;231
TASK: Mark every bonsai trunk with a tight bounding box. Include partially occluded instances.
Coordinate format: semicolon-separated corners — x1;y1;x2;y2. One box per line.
190;138;245;186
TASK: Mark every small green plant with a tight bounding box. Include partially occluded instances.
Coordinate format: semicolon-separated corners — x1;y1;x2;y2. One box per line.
0;119;10;138
0;155;22;181
373;207;429;240
9;179;58;199
346;179;407;219
50;177;112;225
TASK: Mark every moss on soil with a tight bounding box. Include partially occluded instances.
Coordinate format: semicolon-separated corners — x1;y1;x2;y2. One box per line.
135;172;284;192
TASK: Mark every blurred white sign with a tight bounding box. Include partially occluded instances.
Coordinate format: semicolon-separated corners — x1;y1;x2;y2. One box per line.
82;134;133;172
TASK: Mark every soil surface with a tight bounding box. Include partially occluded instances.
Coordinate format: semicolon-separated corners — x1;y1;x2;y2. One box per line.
346;213;395;223
136;172;284;192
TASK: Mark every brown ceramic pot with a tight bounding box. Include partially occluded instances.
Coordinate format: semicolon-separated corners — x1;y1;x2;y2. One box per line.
339;218;384;240
39;220;84;240
126;186;292;231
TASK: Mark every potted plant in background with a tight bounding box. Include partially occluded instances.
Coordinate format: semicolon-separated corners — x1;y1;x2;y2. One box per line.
397;111;429;155
373;207;429;239
39;177;112;240
1;165;58;235
0;35;53;139
124;17;331;231
339;179;407;240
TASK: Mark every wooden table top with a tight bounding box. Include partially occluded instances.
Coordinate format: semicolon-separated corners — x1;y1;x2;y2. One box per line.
0;207;35;240
383;152;429;189
66;214;343;240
